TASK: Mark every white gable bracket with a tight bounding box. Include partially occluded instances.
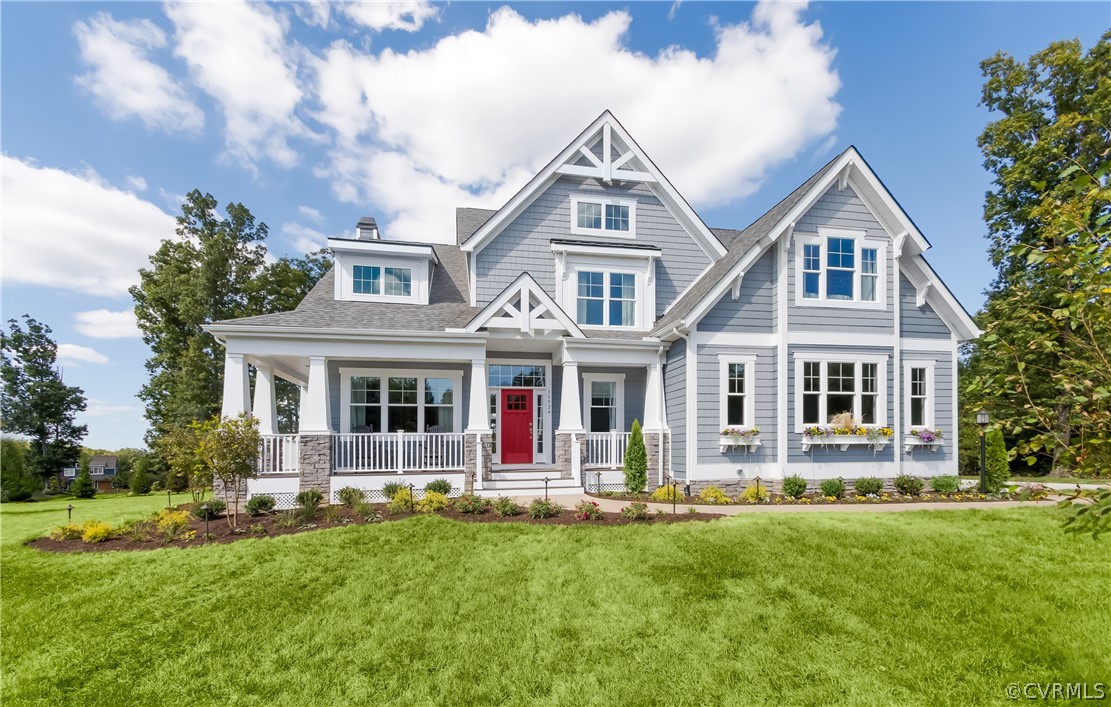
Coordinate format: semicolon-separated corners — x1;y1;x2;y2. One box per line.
915;282;932;308
731;273;744;300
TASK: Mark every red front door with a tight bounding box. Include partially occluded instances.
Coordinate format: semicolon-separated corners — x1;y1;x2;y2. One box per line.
500;389;533;464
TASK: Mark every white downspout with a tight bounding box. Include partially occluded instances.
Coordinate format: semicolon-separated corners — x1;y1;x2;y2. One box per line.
671;326;694;485
893;233;907;478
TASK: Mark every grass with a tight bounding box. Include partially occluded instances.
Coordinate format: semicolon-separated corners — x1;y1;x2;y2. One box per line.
2;495;1109;705
961;474;1110;486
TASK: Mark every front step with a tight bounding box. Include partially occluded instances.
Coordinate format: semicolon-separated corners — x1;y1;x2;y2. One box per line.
476;476;584;497
490;468;561;481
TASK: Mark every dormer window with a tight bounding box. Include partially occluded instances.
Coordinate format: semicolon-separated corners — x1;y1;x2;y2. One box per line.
570;196;636;238
329;236;435;304
795;228;886;309
352;265;412;297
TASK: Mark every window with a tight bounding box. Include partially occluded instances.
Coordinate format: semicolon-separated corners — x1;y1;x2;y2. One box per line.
424;377;454;432
588;381;617;432
342;370;460;433
576;271;636;327
718;356;756;431
487;364;545;388
570;196;636;237
726;363;746;425
904;361;935;429
535;393;545;455
350;376;382;431
353;265;380;295
388;377;418;432
795;231;884;307
351;264;411;297
796;357;887;429
384;267;411;296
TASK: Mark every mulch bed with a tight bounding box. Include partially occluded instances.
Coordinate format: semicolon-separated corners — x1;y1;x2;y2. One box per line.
587;491;1045;505
27;502;724;554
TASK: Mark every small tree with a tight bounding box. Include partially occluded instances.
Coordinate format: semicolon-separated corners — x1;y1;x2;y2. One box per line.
197;413;260;527
129;458;152;495
1;437;36;502
985;428;1010;492
70;463;96;499
624;419;647;495
161;424;210;503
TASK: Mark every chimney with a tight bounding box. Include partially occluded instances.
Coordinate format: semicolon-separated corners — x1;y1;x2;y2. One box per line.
356;216;379;240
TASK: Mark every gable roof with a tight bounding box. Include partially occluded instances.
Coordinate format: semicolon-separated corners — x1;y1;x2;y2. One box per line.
459;111;727;260
463;272;585;338
457;207;496;245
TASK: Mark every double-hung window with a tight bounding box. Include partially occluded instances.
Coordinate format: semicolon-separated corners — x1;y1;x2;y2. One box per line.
719;356;756;430
352;264;412;297
904;361;935;429
582;374;625;433
342;370;460;433
570;196;636;237
576;271;636;327
796;230;883;307
797;356;887;429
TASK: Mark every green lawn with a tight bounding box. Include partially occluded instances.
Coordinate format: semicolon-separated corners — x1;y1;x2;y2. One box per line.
961;474;1110;486
2;495;1108;705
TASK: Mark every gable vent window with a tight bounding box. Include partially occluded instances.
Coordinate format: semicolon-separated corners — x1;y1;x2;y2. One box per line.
570;197;636;238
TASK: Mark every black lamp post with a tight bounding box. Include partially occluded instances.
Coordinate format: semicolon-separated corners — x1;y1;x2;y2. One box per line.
166;489;172;510
200;503;210;540
66;504;74;522
976;410;990;493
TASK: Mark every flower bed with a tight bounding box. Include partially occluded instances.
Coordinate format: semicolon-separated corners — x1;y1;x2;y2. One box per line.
589;487;1044;506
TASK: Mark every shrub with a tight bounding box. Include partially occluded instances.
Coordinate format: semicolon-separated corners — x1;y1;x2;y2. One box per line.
192;498;227;520
424;478;453;495
621;502;650;520
782;474;808;499
985;428;1010;492
353;501;375;519
250;523;267;535
527;498;563;519
337;486;366;507
276;510;298;529
819;478;845;499
740;481;768;503
296;489;324;520
853;477;884;496
70;467;96;499
245;494;276;516
416;491;450;513
686;506;698;514
493;496;521;517
894;474;924;496
323;505;343;523
574;500;603;520
929;475;961;495
455;495;489;514
698;486;731;505
388;491;415;514
623;419;648;494
156;509;191;542
49;523;83;541
382;481;405;500
81;520;114;543
119;519;153;543
650;484;685;503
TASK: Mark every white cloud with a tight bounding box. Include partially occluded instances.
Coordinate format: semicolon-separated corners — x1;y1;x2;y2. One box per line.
57;344;109;366
298;204;326;223
74;309;141;339
310;2;841;241
165;1;314;170
281;221;334;253
84;399;135;416
340;1;439;32
126;175;148;192
1;155;176;297
73;13;204;134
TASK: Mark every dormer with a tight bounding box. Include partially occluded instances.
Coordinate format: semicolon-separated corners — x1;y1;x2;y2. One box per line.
329;217;437;304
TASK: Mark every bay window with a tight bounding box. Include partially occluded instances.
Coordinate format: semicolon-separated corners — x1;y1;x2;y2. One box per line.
795;355;888;430
795;229;885;307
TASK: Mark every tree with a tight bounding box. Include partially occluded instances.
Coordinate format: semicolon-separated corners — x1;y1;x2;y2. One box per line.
1;437;35;502
965;32;1111;474
70;459;96;499
129;458;151;496
985;428;1010;492
196;414;260;527
160;423;210;503
131;191;331;442
623;419;647;495
1;316;87;485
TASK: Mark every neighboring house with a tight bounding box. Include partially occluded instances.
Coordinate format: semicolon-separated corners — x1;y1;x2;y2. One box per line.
64;456;118;492
207;111;978;503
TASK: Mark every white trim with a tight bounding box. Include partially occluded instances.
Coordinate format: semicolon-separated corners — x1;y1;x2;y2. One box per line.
793;230;887;310
776;236;789;471
338;367;464;434
464;272;584;338
686;324;698;477
792;353;889;433
327;238;437;260
717;354;756;431
582;373;626;433
562;258;653;332
903;359;936;430
569;195;638;239
951;335;960;465
550;242;661;258
486;358;553;464
334;255;427;305
694;330;950;352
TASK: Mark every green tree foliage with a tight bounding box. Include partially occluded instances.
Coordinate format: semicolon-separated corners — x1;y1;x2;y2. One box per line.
984;428;1011;492
623;419;647;495
131;190;331;444
1;437;36;501
129;457;152;496
1;316;87;484
196;414;260;527
964;32;1111;475
1059;488;1111;539
160;423;211;502
70;462;96;499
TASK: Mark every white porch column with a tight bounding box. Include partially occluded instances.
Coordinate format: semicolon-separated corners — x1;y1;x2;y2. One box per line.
643;362;663;431
297;384;309;427
558;360;584;431
466;359;490;432
252;365;278;435
300;356;331;434
221;352;250;418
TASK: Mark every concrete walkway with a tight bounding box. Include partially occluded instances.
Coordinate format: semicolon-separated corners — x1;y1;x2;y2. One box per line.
507;492;1058;514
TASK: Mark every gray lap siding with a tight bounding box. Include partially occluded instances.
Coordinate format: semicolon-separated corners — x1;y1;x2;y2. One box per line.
663;338;686;479
475;176;711;317
699;247;776;333
899;274;951;339
696;345;777;465
578;366;646;431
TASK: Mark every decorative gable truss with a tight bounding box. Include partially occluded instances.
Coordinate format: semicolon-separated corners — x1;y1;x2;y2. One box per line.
464;273;585;338
558;121;655;184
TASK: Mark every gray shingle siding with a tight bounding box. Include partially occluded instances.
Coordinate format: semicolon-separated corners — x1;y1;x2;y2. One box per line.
699;247;776;333
901;350;954;463
696;345;777;465
475;176;711;318
900;274;952;339
664;338;686;478
787;185;895;333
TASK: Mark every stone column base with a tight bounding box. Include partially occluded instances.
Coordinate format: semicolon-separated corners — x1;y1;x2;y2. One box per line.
464;433;493;489
298;434;332;497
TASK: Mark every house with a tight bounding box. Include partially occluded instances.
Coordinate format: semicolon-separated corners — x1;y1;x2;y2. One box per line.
207;111;979;505
64;455;118;492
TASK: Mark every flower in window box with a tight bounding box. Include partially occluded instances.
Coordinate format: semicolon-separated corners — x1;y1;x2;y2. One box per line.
720;426;760;441
910;428;943;443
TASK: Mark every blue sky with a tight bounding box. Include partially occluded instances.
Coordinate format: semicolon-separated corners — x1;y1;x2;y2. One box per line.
1;1;1105;450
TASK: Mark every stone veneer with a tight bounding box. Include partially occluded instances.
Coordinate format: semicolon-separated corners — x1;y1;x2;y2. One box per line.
688;478;782;496
643;431;670;485
464;433;493;491
554;432;585;482
298;434;332;493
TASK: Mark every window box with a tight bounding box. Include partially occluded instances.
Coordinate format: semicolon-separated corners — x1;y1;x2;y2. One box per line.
719;427;761;452
801;426;893;452
904;428;944;453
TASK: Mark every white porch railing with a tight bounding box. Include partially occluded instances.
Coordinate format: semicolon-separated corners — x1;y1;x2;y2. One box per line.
333;432;466;473
258;434;299;474
584;431;631;469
